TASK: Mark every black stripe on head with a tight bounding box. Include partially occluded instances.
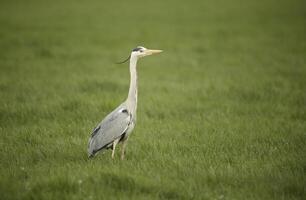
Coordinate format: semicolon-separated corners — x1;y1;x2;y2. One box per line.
132;47;143;52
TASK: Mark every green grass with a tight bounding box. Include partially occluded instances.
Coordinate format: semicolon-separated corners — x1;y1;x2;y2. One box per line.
0;0;306;199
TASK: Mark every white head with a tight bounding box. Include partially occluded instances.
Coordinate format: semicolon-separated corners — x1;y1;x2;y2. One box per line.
117;46;162;64
131;46;163;59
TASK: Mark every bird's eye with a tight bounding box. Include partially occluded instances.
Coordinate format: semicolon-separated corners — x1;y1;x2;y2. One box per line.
139;50;143;53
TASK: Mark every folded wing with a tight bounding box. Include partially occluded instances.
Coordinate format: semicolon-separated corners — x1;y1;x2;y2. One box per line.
88;103;131;157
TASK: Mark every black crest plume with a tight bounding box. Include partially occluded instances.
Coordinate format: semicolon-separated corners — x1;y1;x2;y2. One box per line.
116;55;131;64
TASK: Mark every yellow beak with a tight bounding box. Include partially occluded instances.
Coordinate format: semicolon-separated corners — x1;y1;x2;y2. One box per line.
145;49;163;55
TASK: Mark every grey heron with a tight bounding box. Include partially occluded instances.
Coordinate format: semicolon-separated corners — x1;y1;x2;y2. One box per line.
88;46;162;159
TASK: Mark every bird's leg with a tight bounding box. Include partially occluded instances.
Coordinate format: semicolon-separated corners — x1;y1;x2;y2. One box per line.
121;137;129;160
111;138;119;159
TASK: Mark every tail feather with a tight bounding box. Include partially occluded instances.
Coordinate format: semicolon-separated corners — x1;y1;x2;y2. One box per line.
88;137;96;158
88;152;95;158
88;138;112;158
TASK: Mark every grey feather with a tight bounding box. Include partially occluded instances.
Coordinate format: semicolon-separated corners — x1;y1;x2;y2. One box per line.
88;103;131;157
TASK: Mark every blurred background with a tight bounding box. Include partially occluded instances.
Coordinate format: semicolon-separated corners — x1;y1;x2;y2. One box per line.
0;0;305;199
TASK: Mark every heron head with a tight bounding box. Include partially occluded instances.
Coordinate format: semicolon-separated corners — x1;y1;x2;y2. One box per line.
131;46;163;58
116;46;162;64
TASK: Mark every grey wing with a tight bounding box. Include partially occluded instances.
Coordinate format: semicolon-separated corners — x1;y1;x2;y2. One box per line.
88;103;131;157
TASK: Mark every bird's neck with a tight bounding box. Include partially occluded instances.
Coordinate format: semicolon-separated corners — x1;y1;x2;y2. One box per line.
127;57;138;114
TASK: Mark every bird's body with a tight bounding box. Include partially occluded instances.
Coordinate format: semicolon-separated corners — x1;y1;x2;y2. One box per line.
87;46;162;159
87;102;134;157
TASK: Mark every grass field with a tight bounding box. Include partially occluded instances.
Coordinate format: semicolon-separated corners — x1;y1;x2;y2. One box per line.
0;0;306;199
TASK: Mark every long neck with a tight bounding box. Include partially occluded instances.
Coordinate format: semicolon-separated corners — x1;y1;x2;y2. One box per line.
127;56;138;113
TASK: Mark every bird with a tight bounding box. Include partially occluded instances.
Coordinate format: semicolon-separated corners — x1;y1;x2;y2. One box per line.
88;46;162;159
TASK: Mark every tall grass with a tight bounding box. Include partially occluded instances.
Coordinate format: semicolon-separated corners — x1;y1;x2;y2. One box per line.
0;0;305;199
